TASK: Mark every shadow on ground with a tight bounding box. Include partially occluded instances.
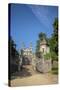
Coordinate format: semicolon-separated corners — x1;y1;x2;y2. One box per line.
11;67;32;80
51;67;58;75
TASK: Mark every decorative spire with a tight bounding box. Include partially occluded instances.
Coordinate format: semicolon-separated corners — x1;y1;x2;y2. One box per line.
30;42;32;49
22;42;25;49
40;38;47;45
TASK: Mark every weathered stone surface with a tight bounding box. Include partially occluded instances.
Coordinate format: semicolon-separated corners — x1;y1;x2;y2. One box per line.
36;58;51;73
44;60;52;73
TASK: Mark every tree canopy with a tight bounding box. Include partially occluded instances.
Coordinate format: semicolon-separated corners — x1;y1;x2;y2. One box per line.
49;17;58;61
10;36;19;59
35;17;58;61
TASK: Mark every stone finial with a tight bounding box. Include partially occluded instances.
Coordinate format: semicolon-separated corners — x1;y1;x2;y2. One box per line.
30;42;32;49
22;42;25;49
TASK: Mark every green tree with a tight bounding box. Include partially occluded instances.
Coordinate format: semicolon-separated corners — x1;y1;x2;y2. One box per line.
44;53;51;60
49;18;58;61
53;18;58;55
10;37;19;58
9;36;19;74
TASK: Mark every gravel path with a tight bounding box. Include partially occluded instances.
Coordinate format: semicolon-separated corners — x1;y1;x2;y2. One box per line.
10;65;58;87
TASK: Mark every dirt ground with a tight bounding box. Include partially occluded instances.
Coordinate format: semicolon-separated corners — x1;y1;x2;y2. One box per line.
10;65;58;87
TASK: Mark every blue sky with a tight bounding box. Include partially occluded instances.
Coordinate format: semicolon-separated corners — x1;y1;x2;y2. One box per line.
10;4;58;52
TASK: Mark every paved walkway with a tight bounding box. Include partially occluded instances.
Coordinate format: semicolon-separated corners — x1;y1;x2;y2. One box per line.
10;65;58;87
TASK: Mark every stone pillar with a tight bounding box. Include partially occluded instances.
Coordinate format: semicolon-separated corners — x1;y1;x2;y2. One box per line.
18;56;22;71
